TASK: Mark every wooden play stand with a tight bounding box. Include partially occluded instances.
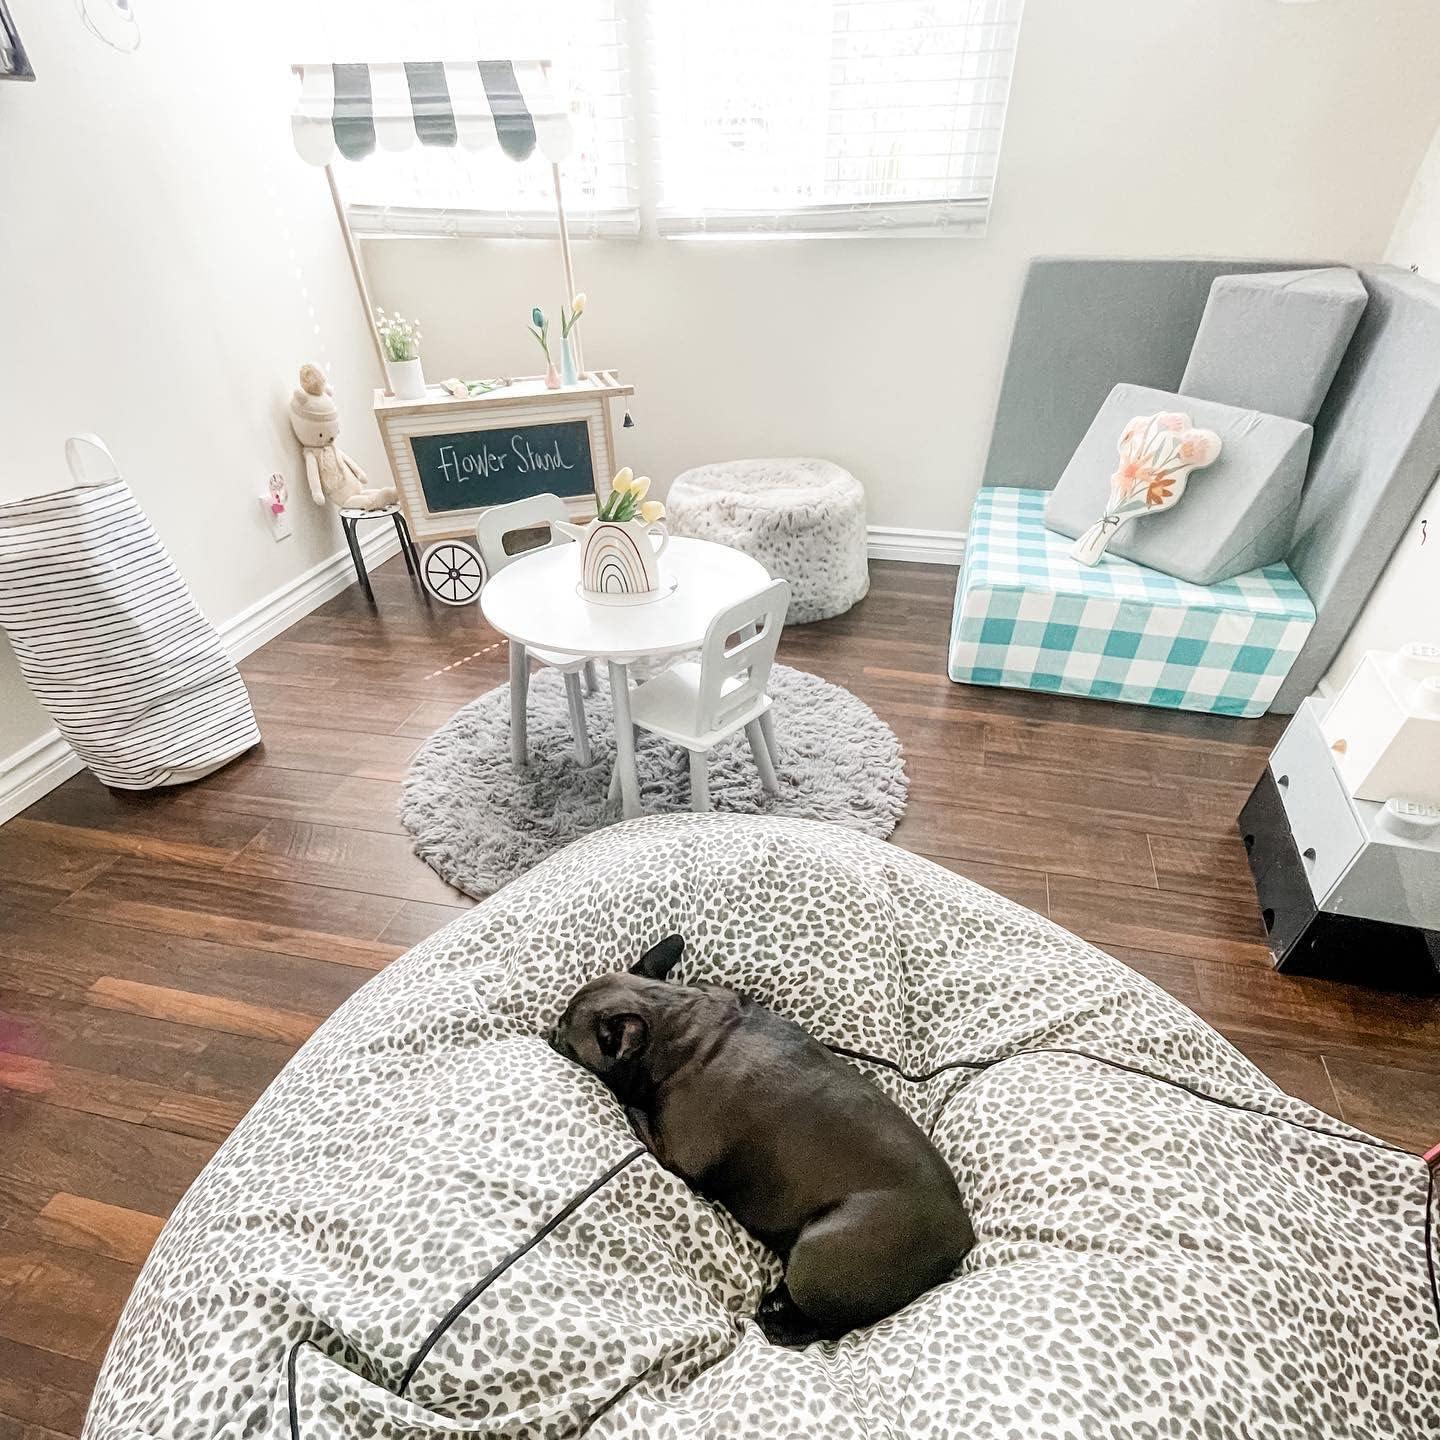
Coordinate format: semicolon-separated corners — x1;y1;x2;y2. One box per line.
374;370;634;604
291;59;633;604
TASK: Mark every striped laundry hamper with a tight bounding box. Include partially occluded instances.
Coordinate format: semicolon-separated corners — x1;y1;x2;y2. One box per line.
0;435;260;789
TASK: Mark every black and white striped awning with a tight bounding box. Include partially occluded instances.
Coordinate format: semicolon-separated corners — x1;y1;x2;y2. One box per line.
292;61;573;168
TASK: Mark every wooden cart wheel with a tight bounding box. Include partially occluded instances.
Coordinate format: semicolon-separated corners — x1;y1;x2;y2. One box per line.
421;541;486;606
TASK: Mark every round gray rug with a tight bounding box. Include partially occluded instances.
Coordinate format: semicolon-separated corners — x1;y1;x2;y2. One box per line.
401;663;908;898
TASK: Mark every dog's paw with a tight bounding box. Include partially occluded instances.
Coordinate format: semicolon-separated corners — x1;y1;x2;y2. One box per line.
755;1285;824;1348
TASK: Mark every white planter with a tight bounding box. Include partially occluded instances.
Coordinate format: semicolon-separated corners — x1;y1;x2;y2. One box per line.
385;356;427;401
554;518;670;598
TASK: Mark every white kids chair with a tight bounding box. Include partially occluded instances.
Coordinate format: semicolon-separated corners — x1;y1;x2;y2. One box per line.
477;495;600;765
609;579;790;812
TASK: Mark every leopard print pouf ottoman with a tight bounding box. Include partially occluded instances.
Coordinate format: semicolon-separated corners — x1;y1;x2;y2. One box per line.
85;816;1439;1440
667;458;869;623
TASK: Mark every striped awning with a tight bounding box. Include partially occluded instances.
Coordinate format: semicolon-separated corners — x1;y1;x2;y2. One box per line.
291;61;573;168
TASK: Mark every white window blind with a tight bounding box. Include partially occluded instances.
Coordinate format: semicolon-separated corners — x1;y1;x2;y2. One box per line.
309;0;1023;240
309;0;638;239
649;0;1024;236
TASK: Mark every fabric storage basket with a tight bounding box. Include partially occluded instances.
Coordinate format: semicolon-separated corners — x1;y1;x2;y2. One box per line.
0;435;260;790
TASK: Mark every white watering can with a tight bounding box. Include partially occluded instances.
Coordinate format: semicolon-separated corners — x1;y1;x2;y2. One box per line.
554;516;670;599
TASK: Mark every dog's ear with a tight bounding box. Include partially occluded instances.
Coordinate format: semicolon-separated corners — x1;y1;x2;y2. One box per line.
631;934;685;981
595;1012;647;1064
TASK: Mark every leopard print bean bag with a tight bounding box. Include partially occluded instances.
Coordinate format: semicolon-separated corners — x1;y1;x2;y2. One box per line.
85;816;1439;1440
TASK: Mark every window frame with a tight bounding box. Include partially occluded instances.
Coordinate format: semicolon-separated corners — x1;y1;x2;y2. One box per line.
340;1;1021;242
652;195;993;240
346;202;644;241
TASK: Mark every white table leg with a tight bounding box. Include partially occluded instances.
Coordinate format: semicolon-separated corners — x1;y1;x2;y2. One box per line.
689;749;711;812
508;640;530;767
746;720;778;793
563;671;591;765
608;660;641;819
759;708;778;764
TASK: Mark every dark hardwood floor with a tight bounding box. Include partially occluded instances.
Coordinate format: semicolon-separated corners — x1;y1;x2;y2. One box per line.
1;555;1437;1434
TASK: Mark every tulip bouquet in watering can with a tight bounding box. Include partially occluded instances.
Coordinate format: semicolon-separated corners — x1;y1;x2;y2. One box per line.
552;469;670;602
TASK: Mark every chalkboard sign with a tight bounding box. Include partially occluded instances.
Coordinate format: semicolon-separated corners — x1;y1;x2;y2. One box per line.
410;419;595;514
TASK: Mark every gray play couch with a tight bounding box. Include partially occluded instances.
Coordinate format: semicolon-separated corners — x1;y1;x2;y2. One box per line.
981;259;1440;712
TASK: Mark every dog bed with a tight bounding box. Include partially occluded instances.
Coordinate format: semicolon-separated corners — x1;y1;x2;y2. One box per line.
85;816;1439;1439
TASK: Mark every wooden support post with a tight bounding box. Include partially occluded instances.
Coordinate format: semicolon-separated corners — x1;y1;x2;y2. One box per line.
551;161;585;375
325;163;389;384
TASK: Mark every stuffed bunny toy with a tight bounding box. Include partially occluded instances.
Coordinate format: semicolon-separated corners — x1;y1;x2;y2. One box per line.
288;363;396;511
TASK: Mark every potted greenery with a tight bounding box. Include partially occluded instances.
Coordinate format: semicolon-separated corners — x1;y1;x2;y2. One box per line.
375;309;426;400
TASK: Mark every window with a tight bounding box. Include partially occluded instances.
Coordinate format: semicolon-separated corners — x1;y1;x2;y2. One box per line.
320;0;1023;240
650;0;1024;235
306;0;637;240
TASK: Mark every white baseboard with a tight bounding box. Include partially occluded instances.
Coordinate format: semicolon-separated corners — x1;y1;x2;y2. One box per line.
221;525;400;662
867;525;966;565
0;524;401;824
0;729;87;826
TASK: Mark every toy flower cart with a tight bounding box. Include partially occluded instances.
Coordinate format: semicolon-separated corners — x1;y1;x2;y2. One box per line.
290;59;633;605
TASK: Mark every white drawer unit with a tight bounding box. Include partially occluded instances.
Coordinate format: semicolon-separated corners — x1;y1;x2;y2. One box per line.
1321;646;1440;805
1268;711;1365;907
1241;699;1440;988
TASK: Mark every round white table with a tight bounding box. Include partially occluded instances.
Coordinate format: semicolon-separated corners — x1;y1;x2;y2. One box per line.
480;536;771;819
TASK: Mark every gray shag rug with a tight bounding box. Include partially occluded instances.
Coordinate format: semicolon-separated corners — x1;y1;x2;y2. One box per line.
401;663;908;898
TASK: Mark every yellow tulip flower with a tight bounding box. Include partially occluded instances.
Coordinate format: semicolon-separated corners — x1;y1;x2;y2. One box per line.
629;474;652;502
611;467;635;495
571;292;587;315
640;500;666;523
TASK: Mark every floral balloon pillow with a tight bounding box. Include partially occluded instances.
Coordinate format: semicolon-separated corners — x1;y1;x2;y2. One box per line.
1071;412;1222;567
1044;383;1311;585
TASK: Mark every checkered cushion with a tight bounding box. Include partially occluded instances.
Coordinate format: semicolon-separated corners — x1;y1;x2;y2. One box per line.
949;489;1315;718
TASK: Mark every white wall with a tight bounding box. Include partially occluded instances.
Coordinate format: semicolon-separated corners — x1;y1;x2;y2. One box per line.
364;0;1440;541
1322;122;1440;690
0;1;385;797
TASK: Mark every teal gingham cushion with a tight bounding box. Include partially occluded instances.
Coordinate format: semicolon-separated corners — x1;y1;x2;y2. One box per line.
948;489;1316;718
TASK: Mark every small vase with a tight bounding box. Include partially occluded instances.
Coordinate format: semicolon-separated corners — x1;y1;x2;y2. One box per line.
544;361;562;390
560;335;580;387
385;356;426;401
578;518;670;597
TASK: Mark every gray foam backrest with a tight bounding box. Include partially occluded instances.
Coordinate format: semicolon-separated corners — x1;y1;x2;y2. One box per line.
1178;267;1368;426
979;257;1440;713
1274;266;1440;709
982;257;1326;493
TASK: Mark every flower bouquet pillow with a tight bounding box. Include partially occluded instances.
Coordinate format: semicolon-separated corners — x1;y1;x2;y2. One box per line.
1069;411;1222;566
1043;383;1313;585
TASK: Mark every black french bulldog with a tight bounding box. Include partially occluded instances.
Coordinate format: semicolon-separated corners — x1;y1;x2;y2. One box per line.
548;935;974;1345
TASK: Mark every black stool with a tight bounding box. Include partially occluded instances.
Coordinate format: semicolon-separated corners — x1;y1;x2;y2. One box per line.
339;505;422;604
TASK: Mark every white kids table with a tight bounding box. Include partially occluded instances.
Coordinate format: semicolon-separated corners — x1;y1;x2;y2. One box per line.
480;536;771;819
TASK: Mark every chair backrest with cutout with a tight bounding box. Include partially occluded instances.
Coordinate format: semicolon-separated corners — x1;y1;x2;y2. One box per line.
475;494;572;576
695;579;790;736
